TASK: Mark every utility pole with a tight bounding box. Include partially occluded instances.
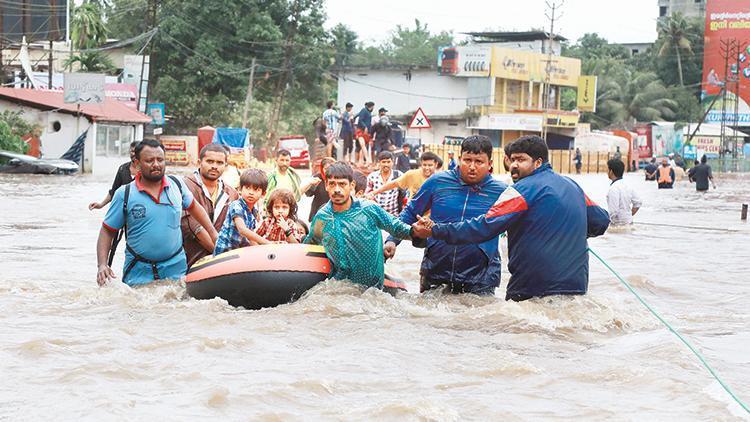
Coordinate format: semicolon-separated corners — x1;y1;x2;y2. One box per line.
718;38;736;158
138;0;158;114
241;57;256;129
48;0;59;89
541;0;563;143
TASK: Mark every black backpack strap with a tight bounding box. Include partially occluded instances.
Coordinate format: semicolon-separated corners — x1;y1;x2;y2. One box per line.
168;175;184;195
107;183;130;267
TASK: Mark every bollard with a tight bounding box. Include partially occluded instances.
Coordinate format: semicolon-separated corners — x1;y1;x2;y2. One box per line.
742;204;748;221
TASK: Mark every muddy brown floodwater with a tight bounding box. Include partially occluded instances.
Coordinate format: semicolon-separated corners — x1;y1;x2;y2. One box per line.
1;169;749;420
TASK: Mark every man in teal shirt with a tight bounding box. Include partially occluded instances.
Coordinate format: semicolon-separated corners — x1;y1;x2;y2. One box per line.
305;162;417;289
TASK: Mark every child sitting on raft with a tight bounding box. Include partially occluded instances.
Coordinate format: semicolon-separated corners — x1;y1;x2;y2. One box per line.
256;189;305;243
214;169;271;255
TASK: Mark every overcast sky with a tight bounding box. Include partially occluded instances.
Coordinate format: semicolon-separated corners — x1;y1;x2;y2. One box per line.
325;0;658;45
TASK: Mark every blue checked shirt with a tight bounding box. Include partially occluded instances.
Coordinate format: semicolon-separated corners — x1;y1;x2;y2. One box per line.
213;198;257;255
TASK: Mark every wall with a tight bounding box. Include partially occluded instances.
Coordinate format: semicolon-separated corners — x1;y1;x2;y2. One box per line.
404;118;472;145
0;99;91;159
337;68;468;118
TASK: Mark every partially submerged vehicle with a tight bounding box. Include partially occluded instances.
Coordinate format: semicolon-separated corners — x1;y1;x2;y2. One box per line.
0;150;79;174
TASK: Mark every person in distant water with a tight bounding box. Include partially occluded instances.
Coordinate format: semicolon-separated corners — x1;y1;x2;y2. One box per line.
305;157;335;222
606;158;641;226
674;154;686;170
181;144;239;268
256;189;305;243
447;150;457;171
574;148;582;174
214;169;272;255
366;151;441;202
354;101;374;165
644;158;658;181
305;162;417;289
95;139;218;286
687;155;716;192
89;140;140;210
613;146;622;161
413;135;610;301
394;143;412;174
371;108;392;155
265;149;319;209
365;151;403;216
384;136;507;296
656;157;675;189
340;102;355;163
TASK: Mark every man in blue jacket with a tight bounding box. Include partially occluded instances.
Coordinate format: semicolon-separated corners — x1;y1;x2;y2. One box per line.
413;135;609;301
384;135;507;295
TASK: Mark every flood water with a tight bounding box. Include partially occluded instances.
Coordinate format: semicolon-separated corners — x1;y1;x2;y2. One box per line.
1;167;749;420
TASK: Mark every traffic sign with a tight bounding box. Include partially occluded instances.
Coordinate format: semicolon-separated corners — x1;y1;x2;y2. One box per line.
409;107;432;129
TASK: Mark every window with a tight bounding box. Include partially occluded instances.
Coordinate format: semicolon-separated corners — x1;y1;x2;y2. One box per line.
632;49;639;55
50;121;61;132
659;6;667;16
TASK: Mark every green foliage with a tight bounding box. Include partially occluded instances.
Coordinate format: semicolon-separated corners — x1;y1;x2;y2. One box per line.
0;111;41;154
64;51;118;74
71;1;108;49
349;19;454;66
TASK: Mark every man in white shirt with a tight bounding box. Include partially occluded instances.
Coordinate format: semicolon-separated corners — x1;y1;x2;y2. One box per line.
607;158;642;225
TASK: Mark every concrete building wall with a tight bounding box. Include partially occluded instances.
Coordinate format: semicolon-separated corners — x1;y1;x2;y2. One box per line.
404;118;473;145
337;69;469;119
658;0;705;19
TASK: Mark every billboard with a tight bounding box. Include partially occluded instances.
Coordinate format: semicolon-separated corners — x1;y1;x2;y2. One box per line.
1;0;68;43
577;76;597;112
702;0;750;123
490;47;581;87
63;73;106;104
438;46;491;77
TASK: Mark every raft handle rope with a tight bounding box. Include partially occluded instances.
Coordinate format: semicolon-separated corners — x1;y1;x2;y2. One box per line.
588;247;749;414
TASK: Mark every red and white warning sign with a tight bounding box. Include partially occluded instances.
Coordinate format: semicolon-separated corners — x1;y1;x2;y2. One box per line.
408;107;432;129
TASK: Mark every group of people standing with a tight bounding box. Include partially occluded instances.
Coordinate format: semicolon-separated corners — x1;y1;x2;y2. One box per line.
93;133;613;305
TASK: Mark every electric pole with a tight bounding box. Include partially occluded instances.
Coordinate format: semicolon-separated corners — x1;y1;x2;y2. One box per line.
541;0;563;143
241;57;256;129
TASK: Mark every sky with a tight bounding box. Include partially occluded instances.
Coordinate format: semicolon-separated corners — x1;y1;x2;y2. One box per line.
325;0;659;46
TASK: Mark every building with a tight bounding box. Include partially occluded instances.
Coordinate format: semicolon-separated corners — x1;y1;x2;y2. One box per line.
335;65;472;145
658;0;706;20
462;31;566;55
619;42;654;57
0;87;151;173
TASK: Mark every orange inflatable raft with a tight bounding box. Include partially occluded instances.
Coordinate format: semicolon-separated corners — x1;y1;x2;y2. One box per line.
186;244;407;310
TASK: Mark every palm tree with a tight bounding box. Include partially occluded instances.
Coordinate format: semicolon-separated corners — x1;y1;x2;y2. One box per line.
63;52;117;74
658;13;693;87
70;1;108;49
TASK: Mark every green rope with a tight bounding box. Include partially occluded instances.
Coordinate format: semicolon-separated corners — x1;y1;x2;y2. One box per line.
588;247;750;414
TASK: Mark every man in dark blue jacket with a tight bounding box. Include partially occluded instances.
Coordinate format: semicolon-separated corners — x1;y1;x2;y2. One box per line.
414;135;609;301
384;135;507;295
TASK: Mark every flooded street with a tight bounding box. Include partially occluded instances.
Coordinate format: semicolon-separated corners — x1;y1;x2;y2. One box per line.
1;169;749;420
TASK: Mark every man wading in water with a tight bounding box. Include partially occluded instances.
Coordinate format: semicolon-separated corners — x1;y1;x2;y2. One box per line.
384;136;507;296
413;136;610;301
96;139;218;286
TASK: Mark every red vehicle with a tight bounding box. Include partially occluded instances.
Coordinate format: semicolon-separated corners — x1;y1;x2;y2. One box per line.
276;135;309;169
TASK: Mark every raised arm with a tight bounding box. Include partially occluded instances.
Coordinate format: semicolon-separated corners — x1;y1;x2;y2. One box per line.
371;204;412;240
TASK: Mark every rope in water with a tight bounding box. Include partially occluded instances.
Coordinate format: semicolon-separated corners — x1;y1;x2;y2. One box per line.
635;221;741;233
588;247;750;414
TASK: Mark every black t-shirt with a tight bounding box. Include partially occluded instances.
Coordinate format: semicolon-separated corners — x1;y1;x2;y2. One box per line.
306;181;330;222
644;163;657;179
688;164;712;191
108;161;135;197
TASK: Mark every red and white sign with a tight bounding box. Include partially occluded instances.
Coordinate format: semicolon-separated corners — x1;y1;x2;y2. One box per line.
409;107;431;129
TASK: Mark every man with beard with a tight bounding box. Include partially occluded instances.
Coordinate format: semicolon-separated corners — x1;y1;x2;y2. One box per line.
413;135;610;301
95;139;218;286
181;144;239;268
305;162;417;289
383;136;507;296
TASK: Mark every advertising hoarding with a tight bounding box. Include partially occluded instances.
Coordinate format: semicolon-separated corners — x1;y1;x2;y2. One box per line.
702;0;750;123
438;46;491;77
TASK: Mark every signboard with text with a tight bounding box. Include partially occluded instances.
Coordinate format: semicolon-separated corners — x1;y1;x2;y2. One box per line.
577;75;597;112
63;73;105;104
162;139;188;165
438;46;491;77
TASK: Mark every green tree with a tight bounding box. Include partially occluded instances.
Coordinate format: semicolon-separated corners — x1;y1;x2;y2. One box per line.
657;13;694;87
595;70;679;128
64;51;117;74
70;1;108;49
563;33;629;61
330;24;359;67
0;111;41;154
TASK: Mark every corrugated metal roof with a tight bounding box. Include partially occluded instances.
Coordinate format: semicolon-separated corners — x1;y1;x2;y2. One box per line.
0;87;152;124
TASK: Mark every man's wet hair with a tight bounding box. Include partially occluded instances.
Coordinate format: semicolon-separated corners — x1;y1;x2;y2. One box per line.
420;151;441;166
365;101;374;107
353;170;367;193
130;140;140;149
506;135;549;163
607;158;625;178
239;168;268;190
277;149;291;158
345;102;353;108
199;143;228;160
377;151;394;162
135;138;164;159
326;100;334;109
701;154;708;164
460;135;493;160
325;162;354;181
